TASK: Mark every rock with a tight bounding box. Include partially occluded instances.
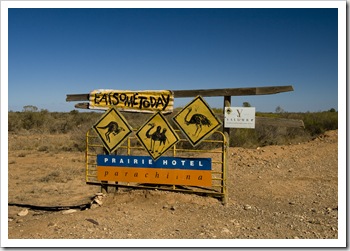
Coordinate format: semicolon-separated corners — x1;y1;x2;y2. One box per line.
94;198;103;206
48;222;57;227
221;227;231;234
17;209;29;217
243;204;252;210
62;209;77;215
90;203;99;209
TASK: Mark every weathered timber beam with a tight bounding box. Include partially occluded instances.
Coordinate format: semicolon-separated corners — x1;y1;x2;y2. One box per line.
72;102;304;128
66;94;89;102
255;116;304;128
74;103;89;109
173;85;294;98
66;85;294;102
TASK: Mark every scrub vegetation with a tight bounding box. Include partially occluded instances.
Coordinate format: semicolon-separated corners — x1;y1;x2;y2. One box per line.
8;106;338;151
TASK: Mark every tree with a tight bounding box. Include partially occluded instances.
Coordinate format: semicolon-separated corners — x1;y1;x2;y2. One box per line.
328;108;336;112
243;102;251;107
275;106;285;113
22;105;38;112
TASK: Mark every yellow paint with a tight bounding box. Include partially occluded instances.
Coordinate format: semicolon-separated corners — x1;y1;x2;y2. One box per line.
93;107;133;153
97;166;212;187
89;89;174;113
173;96;222;146
136;112;179;160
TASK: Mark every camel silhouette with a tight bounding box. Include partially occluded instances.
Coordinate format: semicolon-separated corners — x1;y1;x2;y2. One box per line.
158;128;169;152
98;121;125;142
145;123;163;153
184;107;212;136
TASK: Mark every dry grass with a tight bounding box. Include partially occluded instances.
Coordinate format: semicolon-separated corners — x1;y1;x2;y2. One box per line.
8;110;337;151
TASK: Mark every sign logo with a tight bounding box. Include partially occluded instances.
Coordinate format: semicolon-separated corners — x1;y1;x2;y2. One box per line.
96;155;212;187
93;107;133;153
224;107;256;128
172;96;222;146
89;89;174;114
136;112;179;160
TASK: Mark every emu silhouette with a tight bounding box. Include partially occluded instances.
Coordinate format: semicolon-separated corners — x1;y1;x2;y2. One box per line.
184;107;212;136
145;123;163;153
98;121;125;142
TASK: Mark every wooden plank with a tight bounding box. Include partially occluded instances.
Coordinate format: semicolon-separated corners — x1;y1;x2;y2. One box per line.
255;116;304;128
66;85;294;102
74;103;89;109
173;85;294;98
66;94;89;102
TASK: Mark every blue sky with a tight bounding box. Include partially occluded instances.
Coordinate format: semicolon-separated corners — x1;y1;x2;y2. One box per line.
7;6;339;112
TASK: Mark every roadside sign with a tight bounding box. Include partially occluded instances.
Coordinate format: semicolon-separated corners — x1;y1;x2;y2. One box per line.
93;107;133;153
136;112;179;160
96;155;212;187
89;89;174;114
172;96;222;147
224;107;256;128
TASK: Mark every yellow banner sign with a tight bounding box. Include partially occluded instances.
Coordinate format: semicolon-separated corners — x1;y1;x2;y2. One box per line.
89;89;174;114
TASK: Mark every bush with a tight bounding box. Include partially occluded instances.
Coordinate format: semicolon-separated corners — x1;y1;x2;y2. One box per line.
8;109;338;150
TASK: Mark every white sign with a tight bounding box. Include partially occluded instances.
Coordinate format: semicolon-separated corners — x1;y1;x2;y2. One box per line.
224;107;255;128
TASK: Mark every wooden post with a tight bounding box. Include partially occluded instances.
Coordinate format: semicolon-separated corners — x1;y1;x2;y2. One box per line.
101;147;109;193
222;96;231;205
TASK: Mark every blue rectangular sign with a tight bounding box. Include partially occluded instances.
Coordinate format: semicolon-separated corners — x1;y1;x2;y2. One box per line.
97;155;211;171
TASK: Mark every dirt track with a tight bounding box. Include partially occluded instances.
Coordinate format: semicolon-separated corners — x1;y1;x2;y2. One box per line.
7;130;338;242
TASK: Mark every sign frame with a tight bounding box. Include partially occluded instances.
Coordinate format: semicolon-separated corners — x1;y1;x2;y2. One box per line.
96;155;212;187
172;95;222;147
92;106;133;153
135;111;180;161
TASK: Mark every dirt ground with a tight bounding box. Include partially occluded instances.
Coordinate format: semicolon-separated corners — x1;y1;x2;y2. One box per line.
6;130;338;245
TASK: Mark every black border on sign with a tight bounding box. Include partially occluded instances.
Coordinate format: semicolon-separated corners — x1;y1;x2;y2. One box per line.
92;107;133;153
135;111;180;161
172;95;222;147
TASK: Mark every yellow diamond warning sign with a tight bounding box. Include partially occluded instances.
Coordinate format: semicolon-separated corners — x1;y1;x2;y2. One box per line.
136;112;179;160
172;96;222;147
93;107;133;153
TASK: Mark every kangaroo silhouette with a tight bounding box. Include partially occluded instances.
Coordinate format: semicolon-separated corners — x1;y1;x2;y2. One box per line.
98;121;125;142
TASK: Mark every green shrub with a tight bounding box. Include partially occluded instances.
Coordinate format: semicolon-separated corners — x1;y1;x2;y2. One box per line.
8;109;338;150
